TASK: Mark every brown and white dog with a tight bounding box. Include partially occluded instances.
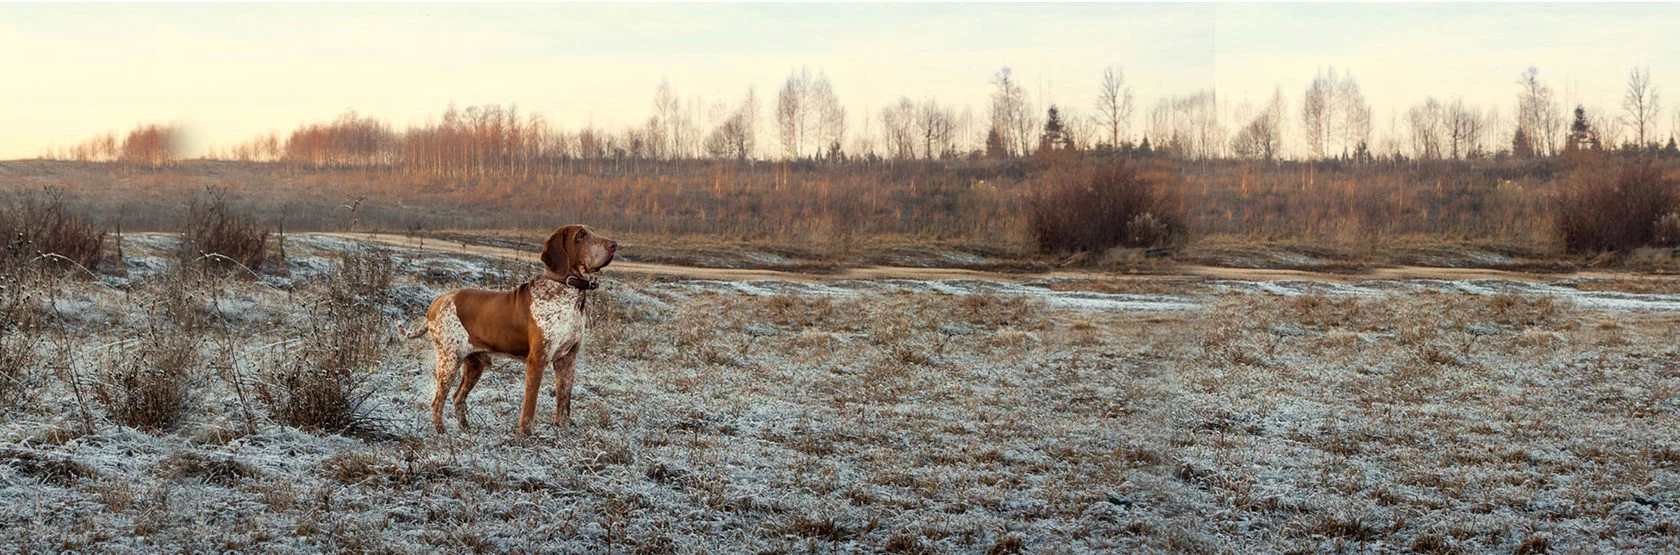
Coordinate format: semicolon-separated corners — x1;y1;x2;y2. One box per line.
404;224;616;437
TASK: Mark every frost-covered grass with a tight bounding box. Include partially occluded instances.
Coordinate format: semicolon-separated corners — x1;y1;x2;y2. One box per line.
2;243;1679;553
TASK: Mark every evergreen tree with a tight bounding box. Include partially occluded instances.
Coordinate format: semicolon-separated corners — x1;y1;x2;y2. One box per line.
984;127;1008;159
1564;105;1599;153
1512;128;1535;159
1038;105;1070;154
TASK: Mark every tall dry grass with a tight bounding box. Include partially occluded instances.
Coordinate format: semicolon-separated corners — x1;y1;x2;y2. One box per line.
4;153;1657;263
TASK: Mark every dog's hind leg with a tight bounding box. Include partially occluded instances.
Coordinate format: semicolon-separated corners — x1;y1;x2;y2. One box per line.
453;353;490;431
431;349;462;434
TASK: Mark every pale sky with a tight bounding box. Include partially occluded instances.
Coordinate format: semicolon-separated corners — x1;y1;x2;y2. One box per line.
2;2;1678;160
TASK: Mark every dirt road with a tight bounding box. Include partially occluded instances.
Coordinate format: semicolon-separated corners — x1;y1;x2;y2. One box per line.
314;233;1663;284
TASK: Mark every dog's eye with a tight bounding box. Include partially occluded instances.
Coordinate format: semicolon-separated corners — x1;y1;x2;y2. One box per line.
574;232;585;243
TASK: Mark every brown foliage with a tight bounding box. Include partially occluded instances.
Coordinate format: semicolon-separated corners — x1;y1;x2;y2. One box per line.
120;124;182;168
0;187;105;271
180;190;269;272
1028;160;1188;253
1555;159;1678;254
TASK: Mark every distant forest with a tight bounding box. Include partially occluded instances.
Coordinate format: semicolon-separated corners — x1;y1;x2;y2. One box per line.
38;66;1680;171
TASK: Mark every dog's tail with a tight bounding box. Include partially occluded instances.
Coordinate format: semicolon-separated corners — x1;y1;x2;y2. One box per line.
398;320;429;339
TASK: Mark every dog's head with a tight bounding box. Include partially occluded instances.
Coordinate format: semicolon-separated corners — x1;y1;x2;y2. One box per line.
540;224;616;288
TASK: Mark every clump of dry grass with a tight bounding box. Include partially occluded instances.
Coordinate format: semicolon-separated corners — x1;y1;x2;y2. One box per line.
93;330;201;432
156;451;262;487
319;450;458;487
0;449;97;487
255;249;390;435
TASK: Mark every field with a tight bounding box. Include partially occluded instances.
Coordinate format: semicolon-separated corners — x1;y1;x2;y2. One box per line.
2;234;1679;553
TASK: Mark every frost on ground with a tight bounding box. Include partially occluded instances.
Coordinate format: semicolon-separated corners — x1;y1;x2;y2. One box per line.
2;242;1679;553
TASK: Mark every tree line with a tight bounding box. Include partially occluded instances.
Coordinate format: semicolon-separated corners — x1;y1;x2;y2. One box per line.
43;65;1680;171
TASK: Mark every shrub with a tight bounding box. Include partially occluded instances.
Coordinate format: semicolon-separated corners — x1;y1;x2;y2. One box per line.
94;330;200;432
256;249;390;435
1654;212;1680;247
0;271;42;409
180;189;269;273
1028;161;1187;254
0;187;105;272
1556;160;1679;254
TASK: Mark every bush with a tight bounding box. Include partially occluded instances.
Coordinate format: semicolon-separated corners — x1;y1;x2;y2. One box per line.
0;270;42;409
181;189;269;273
256;249;390;435
95;331;200;432
1653;212;1680;247
1556;160;1679;254
0;187;105;272
1028;161;1187;254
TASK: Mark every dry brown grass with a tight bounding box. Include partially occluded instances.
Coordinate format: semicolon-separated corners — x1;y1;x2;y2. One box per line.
0;156;1576;267
92;324;200;432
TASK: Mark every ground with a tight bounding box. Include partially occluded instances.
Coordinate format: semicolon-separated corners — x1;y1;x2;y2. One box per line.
2;235;1678;553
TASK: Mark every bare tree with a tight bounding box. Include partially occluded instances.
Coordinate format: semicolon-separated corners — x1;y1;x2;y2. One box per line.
775;68;843;160
1300;68;1370;159
1516;67;1562;156
1622;66;1661;147
1335;74;1373;156
811;74;845;159
1230;111;1281;160
881;97;918;160
989;67;1034;156
703;90;760;161
652;80;678;160
1593;108;1624;149
1302;69;1334;158
1148;91;1220;159
1444;98;1485;160
1406;97;1445;160
1266;87;1288;157
741;87;759;160
777;68;810;159
914;98;956;159
1093;66;1134;148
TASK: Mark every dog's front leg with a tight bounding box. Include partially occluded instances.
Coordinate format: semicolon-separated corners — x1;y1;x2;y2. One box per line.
553;344;580;428
518;357;546;438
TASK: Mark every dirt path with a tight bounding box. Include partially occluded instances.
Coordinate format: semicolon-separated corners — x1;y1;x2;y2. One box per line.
302;232;1677;284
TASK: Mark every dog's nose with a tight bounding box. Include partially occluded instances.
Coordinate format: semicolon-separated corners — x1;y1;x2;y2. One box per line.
607;241;618;252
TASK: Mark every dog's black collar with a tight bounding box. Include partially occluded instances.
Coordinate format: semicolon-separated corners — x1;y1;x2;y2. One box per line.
544;274;598;291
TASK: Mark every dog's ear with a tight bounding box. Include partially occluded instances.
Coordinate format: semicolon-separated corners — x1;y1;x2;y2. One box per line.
539;226;578;275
